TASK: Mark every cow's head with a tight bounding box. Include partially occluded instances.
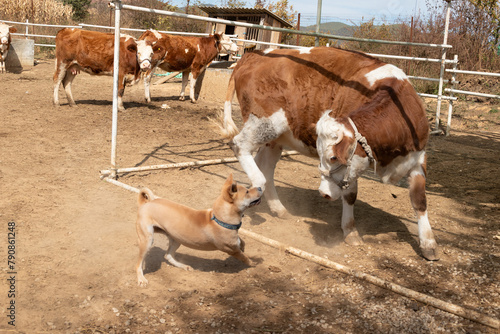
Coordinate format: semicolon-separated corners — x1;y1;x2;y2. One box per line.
0;24;16;46
138;30;166;67
216;33;238;56
315;111;360;198
136;39;154;72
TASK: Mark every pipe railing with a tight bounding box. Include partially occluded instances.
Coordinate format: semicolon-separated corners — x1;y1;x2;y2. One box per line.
108;2;453;50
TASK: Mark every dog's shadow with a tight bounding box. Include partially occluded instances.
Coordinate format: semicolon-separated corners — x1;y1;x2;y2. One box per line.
143;246;263;275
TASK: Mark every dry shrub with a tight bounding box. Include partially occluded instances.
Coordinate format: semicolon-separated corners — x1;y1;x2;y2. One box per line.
0;0;73;24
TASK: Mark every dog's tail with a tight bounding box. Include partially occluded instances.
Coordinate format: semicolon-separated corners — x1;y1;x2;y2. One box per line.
138;188;156;207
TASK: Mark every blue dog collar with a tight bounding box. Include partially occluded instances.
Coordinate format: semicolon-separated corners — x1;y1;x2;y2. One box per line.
212;215;242;230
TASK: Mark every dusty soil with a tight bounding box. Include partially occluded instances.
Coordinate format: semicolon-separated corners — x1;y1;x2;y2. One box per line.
0;61;499;334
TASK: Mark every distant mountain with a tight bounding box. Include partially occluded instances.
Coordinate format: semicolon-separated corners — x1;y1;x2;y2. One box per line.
300;22;354;37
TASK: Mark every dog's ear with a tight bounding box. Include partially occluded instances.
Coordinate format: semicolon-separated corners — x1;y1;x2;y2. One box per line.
222;173;236;202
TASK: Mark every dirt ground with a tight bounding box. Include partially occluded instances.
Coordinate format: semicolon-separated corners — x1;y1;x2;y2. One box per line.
0;60;499;334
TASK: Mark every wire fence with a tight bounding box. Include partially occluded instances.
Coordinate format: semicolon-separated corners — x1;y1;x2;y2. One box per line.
2;0;499;138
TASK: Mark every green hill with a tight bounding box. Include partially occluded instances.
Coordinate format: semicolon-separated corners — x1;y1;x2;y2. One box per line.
300;22;354;37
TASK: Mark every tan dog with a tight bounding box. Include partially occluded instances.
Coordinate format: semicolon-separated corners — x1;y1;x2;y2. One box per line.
135;174;262;287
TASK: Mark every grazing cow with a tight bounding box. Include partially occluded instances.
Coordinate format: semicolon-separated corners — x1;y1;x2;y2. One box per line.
138;30;238;103
220;47;439;260
0;23;17;73
53;28;154;111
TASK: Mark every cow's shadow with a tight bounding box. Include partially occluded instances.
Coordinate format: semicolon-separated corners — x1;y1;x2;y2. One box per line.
71;99;160;110
246;183;421;256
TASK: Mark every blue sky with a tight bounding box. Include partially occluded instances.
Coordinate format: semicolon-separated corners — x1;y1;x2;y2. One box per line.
169;0;433;27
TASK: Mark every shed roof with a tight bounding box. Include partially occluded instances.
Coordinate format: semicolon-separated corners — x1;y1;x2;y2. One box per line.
198;6;293;28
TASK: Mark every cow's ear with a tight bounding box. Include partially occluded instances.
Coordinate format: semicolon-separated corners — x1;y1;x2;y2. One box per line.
214;33;222;42
127;43;137;53
9;27;17;34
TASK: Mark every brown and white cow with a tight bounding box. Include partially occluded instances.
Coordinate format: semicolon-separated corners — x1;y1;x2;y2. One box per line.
53;28;154;111
220;47;439;260
0;22;17;73
138;30;237;103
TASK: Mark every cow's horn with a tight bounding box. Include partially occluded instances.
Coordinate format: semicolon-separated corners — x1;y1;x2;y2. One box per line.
332;127;344;145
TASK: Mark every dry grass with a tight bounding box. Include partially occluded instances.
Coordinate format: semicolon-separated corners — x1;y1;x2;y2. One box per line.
0;0;72;24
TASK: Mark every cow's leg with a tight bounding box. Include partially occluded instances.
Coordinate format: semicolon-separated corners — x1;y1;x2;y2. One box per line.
341;180;363;245
53;62;67;106
254;143;287;216
189;66;207;103
62;69;77;107
318;174;362;245
230;114;286;191
144;70;153;103
0;60;4;73
179;70;190;101
409;170;439;260
117;74;126;111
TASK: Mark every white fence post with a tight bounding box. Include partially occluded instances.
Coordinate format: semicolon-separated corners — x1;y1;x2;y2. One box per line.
434;0;452;133
446;54;458;136
110;0;122;179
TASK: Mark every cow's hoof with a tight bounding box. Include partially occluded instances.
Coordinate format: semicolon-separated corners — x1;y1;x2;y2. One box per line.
179;96;185;101
421;247;440;261
275;209;291;219
344;231;363;246
269;204;289;218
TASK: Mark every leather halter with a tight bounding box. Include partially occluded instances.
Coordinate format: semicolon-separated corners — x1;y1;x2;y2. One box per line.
319;117;375;190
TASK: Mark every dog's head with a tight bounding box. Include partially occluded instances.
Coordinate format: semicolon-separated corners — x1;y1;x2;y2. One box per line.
220;173;262;213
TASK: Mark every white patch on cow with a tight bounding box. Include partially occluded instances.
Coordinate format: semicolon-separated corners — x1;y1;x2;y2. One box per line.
120;34;134;42
316;110;353;144
376;150;426;184
136;40;153;71
298;47;313;54
197;44;200;52
365;64;407;87
185;48;189;54
263;48;275;54
0;24;10;44
219;35;238;55
318;174;343;200
151;29;162;40
417;212;436;250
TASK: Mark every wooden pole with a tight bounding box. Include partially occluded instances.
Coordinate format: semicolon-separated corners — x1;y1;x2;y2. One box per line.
239;229;500;329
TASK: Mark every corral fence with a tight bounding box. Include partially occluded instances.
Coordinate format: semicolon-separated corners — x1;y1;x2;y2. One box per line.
104;2;499;328
3;3;499;329
3;3;499;141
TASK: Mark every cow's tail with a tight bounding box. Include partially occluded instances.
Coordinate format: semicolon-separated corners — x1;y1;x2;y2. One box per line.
138;188;156;207
217;73;240;139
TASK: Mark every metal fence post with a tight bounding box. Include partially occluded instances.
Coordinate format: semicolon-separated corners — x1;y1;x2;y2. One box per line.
446;54;458;136
110;0;121;179
434;0;452;133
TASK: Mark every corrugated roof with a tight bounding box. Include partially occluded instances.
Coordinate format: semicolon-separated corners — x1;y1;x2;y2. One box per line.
198;6;293;28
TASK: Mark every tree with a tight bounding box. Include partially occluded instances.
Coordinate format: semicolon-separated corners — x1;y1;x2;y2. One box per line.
266;0;296;25
220;0;248;7
62;0;91;21
469;0;500;46
254;0;265;9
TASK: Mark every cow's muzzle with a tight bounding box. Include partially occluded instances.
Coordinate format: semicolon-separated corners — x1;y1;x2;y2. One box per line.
139;59;151;71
